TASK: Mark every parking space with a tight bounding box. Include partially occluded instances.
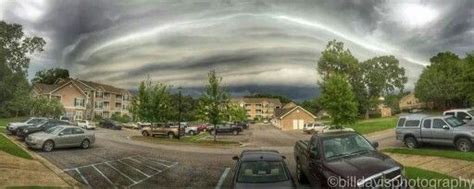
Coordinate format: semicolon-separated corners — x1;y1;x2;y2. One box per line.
63;155;178;188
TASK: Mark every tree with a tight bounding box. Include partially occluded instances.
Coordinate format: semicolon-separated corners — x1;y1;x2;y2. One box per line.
32;68;70;84
299;98;322;116
415;52;466;109
320;74;358;127
0;21;45;117
6;81;32;117
225;104;248;122
130;76;173;123
198;70;229;142
361;55;407;117
461;53;474;106
30;97;65;118
170;93;198;122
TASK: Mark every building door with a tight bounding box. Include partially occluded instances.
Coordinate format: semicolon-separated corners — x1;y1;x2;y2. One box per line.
298;120;304;129
293;120;298;129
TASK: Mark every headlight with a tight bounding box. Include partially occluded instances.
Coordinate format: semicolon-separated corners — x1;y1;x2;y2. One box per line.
24;129;28;133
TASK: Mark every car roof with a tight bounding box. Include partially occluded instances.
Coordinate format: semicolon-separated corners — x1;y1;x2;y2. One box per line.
399;114;451;120
316;131;358;138
240;150;283;161
444;108;473;112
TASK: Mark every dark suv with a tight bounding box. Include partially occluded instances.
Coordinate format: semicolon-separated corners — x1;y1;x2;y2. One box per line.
232;150;295;189
208;123;243;135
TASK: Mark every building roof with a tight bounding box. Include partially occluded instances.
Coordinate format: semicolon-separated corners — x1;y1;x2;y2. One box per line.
230;97;282;105
33;78;131;95
274;104;317;119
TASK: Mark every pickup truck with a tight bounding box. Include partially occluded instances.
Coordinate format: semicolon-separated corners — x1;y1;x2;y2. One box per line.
208;123;243;135
443;108;474;123
141;123;185;139
294;131;405;188
395;114;474;152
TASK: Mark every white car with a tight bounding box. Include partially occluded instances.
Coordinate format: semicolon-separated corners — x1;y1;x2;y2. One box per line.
303;122;327;134
183;125;199;135
123;122;140;129
443;108;474;123
77;120;96;130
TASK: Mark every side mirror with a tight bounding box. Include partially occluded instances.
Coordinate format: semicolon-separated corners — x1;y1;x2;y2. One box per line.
281;155;286;159
442;125;450;130
232;156;239;161
465;116;472;120
372;141;379;148
58;132;64;136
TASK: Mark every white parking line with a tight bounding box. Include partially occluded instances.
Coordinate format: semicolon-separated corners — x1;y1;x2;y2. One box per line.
128;161;178;188
128;157;163;172
215;167;230;189
117;159;150;177
105;161;138;184
75;168;91;188
92;165;116;188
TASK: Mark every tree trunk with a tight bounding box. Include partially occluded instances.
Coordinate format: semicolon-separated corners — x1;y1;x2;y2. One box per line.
213;123;217;142
364;110;369;120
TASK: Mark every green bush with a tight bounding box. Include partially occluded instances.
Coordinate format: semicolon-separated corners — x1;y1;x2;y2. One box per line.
111;113;131;123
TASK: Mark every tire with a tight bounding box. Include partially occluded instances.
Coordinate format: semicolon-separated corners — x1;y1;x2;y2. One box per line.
233;130;239;135
81;139;90;149
168;132;175;139
142;131;150;137
404;136;418;149
211;130;216;135
296;160;308;184
456;138;472;152
189;130;195;135
42;140;54;152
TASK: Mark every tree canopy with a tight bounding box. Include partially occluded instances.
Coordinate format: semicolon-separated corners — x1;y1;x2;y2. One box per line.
320;74;358;126
32;68;70;84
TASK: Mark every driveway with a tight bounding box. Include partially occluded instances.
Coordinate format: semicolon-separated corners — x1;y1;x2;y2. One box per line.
34;124;401;188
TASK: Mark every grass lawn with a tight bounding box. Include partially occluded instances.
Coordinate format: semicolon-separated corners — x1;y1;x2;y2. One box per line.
132;132;240;147
383;148;474;162
405;167;469;189
348;117;397;134
0;117;27;127
0;134;33;160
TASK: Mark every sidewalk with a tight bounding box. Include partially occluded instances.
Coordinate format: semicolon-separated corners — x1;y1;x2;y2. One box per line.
0;151;70;188
386;153;474;180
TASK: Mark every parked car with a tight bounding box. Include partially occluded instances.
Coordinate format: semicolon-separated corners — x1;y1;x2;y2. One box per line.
76;120;96;130
294;131;405;188
6;117;48;135
232;150;296;189
443;108;474;123
196;124;209;133
59;116;73;124
235;121;249;129
137;122;151;128
208;123;243;135
99;119;122;130
183;125;199;135
395;114;474;152
16;119;70;140
141;123;185;139
123;122;140;129
26;126;95;152
302;122;327;134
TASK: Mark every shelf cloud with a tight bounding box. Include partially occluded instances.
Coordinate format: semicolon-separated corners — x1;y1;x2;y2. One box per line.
2;0;473;100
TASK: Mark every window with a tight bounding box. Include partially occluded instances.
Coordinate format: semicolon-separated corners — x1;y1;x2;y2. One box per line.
404;120;420;127
445;112;455;116
95;91;103;98
74;98;85;107
236;161;289;183
457;112;470;120
432;119;446;129
61;128;74;135
256;104;262;107
95;101;103;109
423;119;431;129
72;128;84;134
397;118;406;127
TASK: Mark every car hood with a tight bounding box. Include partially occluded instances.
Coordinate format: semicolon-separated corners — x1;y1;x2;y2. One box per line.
8;123;32;129
324;151;401;179
234;180;295;189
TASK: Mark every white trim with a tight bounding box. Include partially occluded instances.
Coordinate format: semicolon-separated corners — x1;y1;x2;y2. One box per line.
279;106;317;119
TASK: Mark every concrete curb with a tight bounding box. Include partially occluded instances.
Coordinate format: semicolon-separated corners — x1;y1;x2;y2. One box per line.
2;133;84;188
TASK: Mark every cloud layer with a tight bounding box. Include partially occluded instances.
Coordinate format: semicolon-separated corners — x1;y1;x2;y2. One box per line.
1;0;473;100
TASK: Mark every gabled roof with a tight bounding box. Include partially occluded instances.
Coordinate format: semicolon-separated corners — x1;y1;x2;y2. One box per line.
274;105;317;119
230;97;281;105
32;83;60;94
33;78;132;95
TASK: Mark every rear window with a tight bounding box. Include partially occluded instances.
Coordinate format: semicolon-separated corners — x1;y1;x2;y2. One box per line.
397;118;406;127
237;161;289;183
445;112;455;116
404;120;420;127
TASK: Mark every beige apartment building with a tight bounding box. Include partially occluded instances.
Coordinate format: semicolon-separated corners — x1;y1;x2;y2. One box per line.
230;97;282;120
32;78;132;120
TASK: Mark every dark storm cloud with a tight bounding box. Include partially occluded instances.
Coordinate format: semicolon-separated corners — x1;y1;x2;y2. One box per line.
1;0;473;100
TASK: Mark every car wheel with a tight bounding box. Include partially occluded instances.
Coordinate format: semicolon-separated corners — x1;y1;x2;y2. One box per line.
42;140;54;152
211;130;216;135
189;130;195;135
142;131;150;137
296;161;308;184
81;139;90;149
168;132;175;139
404;136;418;149
233;130;239;135
456;138;472;152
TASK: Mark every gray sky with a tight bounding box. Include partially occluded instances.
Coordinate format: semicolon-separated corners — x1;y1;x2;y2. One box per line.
1;0;473;100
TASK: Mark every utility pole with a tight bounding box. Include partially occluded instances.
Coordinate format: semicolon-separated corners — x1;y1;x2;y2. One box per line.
177;87;182;140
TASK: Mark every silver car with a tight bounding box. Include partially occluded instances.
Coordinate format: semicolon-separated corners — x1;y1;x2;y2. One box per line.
25;126;95;152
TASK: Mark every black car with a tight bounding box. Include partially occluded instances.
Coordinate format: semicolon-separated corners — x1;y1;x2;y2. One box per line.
99;119;122;130
208;123;242;135
16;119;70;139
235;121;249;129
232;150;296;189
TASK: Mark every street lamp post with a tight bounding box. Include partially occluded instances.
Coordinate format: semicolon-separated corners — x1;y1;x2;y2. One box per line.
178;87;182;140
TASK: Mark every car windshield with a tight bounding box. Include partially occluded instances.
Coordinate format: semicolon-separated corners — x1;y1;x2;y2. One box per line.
323;134;375;160
27;119;46;125
237;161;289;183
445;117;464;127
469;110;474;116
45;126;63;134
